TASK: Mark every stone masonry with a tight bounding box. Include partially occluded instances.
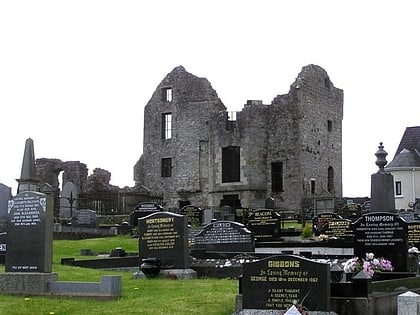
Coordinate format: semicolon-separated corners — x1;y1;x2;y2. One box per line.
134;65;343;213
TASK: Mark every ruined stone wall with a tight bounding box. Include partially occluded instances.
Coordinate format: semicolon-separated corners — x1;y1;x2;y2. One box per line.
135;66;225;209
134;65;343;212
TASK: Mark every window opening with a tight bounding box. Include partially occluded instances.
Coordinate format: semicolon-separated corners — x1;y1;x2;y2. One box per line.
271;162;283;192
327;167;334;192
395;181;402;196
327;120;332;132
162;87;172;102
310;178;316;195
162;113;172;139
222;146;240;182
161;158;172;177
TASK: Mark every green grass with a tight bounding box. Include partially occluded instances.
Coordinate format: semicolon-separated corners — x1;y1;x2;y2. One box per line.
0;235;237;315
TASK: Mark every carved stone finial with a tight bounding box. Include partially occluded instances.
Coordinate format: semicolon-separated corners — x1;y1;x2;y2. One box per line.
375;142;388;172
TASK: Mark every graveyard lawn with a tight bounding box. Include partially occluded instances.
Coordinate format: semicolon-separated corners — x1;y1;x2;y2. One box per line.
0;235;237;315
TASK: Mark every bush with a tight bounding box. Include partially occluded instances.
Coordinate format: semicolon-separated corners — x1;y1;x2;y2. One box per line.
301;225;313;239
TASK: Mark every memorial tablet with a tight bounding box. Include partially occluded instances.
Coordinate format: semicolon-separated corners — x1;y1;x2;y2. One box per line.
242;255;330;311
180;205;203;226
247;209;281;240
138;212;189;269
408;222;420;248
6;191;53;272
353;212;408;271
312;212;341;235
192;221;254;253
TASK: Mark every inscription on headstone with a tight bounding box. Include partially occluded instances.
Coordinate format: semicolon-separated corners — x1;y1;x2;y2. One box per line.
408;223;420;248
247;209;281;240
241;255;330;311
71;209;98;228
192;221;254;253
353;212;408;271
312;212;341;235
130;202;163;227
180;205;203;226
138;212;189;269
0;232;6;260
6;191;53;272
326;218;354;241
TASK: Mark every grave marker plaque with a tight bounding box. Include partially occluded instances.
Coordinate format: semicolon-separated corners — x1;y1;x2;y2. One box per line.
408;222;420;248
353;212;408;271
130;202;163;227
6;191;53;272
71;209;99;228
247;209;281;240
180;205;203;226
192;221;254;253
326;218;354;241
138;212;189;269
312;212;341;235
242;255;330;311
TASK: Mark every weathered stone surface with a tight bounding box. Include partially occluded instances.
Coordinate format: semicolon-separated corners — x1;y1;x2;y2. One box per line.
134;65;343;213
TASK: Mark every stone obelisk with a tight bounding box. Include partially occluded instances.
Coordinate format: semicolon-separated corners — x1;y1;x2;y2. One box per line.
16;138;40;193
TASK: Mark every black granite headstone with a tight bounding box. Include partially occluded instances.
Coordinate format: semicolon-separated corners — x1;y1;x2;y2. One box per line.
241;255;330;311
0;232;6;264
71;209;99;228
138;212;189;269
353;212;408;272
326;218;354;241
408;222;420;249
180;205;203;226
247;209;281;240
192;221;254;253
312;212;341;235
130;202;163;227
5;191;53;272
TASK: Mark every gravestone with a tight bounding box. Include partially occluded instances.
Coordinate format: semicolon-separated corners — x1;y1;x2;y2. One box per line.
0;232;6;264
130;202;163;227
241;255;330;311
398;210;415;222
326;218;354;241
408;222;420;248
59;181;78;218
312;212;342;235
234;208;250;225
180;205;203;226
247;209;281;240
6;191;53;272
370;143;395;212
71;209;99;228
0;183;12;220
138;212;189;269
353;212;408;272
192;221;254;253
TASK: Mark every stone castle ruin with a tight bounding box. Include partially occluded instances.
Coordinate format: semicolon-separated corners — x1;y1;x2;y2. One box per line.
21;64;343;219
134;64;343;215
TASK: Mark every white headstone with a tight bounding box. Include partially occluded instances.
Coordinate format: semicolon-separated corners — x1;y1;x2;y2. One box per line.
398;291;420;315
285;305;302;315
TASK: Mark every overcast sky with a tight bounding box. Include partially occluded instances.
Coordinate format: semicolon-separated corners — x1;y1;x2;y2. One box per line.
1;1;419;198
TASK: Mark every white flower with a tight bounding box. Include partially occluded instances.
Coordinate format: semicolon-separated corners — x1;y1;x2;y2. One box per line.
366;252;374;260
372;258;379;266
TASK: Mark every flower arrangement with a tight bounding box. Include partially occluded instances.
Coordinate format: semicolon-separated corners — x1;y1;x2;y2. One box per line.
318;234;329;242
342;252;393;277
